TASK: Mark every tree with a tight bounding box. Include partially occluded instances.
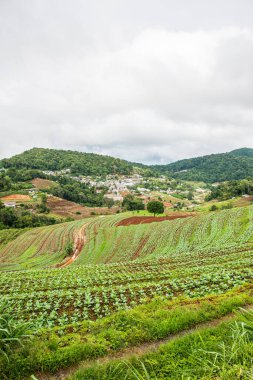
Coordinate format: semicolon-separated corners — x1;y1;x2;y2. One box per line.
104;197;115;208
187;191;194;200
122;195;144;211
147;201;164;217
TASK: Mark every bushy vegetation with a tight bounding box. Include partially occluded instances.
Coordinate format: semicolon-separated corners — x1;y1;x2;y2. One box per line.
206;178;253;201
0;201;57;229
153;148;253;182
122;194;145;211
44;176;107;206
1;147;134;176
147;200;164;216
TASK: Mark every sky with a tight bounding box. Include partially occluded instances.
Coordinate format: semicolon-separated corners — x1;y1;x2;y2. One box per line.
0;0;253;164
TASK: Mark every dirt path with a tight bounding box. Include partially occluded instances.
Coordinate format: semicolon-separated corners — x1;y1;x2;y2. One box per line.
59;224;87;268
39;304;253;380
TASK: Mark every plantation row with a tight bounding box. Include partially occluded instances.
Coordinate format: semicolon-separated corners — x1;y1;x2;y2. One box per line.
77;206;253;264
0;214;127;269
2;242;253;328
0;206;252;270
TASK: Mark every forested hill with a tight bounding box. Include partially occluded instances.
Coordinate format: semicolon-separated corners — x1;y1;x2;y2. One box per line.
1;148;135;176
1;147;253;182
152;148;253;182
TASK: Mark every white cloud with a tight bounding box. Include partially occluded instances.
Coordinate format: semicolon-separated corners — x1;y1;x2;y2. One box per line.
0;1;253;163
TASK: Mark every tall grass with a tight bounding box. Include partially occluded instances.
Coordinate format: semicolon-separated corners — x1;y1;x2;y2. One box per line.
0;301;33;362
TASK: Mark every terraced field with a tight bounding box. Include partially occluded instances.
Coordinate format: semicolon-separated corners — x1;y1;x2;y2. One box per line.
1;206;253;379
0;206;252;327
1;206;252;269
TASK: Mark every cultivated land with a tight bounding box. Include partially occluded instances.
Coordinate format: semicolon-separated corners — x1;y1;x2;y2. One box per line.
0;204;253;378
1;147;253;378
46;196;120;220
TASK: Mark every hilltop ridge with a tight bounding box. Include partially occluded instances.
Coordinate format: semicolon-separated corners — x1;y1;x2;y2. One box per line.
1;146;253;182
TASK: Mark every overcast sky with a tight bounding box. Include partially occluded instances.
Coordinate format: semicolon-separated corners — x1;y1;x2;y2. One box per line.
0;0;253;163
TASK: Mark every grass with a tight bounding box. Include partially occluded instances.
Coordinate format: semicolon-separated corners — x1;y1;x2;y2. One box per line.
0;228;29;249
68;307;253;380
0;285;252;379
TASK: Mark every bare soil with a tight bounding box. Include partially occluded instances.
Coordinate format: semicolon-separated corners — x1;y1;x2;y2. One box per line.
47;196;120;220
116;213;195;226
0;194;31;201
32;178;57;189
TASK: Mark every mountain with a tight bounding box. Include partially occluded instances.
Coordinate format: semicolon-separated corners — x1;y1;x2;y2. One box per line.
152;148;253;182
1;147;253;182
1;147;135;176
230;147;253;157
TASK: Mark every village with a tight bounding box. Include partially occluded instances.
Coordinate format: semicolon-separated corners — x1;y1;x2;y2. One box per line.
1;167;211;215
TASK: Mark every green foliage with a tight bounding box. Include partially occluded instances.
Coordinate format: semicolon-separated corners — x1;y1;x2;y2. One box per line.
206;178;253;201
2;147;253;184
64;241;74;257
153;148;253;182
0;169;45;193
220;202;233;210
122;195;145;211
209;204;218;211
0;205;57;229
0;206;252;378
147;201;164;216
104;197;115;208
0;228;29;248
0;288;252;379
1;148;134;176
0;301;32;363
65;290;253;380
44;176;107;207
238;308;253;338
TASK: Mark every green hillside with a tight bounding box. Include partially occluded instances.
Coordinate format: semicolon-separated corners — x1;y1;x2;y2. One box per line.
1;147;134;176
1;206;252;270
153;148;253;182
2;146;253;182
1;206;253;378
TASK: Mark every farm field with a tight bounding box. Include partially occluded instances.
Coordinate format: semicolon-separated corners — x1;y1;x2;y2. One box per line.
197;195;253;212
46;195;120;220
0;205;253;379
31;178;58;189
0;193;31;202
1;206;252;268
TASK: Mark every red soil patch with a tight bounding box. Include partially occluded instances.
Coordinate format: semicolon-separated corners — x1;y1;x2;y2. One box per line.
32;178;57;189
116;213;195;226
0;194;31;201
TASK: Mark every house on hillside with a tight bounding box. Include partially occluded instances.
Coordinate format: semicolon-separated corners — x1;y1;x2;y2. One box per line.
4;201;16;208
